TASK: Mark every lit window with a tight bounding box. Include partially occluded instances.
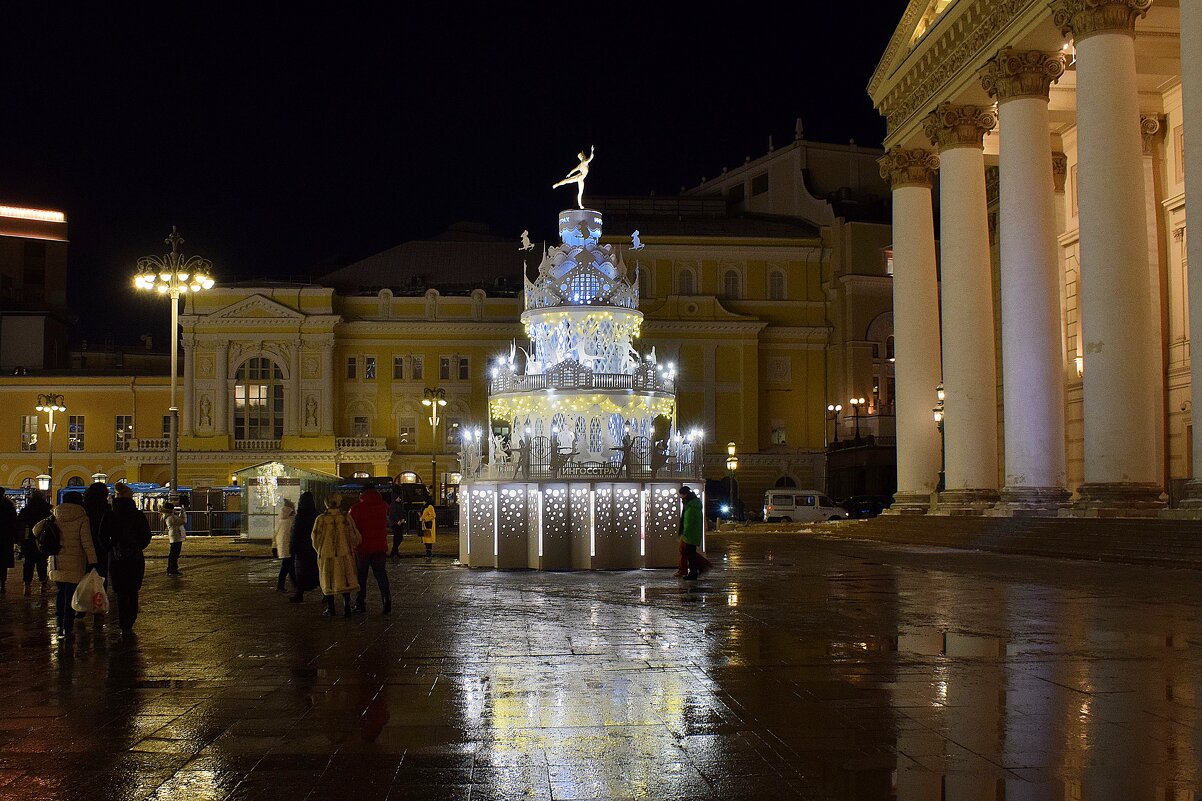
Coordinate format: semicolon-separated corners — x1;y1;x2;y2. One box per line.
68;415;84;451
115;415;133;452
397;417;417;452
352;416;370;437
884;249;894;275
346;357;357;380
21;415;37;452
234;357;285;441
768;270;786;300
365;356;376;380
393;356;405;380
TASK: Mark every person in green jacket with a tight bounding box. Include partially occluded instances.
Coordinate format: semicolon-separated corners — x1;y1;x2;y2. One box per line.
677;486;709;580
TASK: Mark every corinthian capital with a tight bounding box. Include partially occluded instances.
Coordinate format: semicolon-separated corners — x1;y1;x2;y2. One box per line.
1052;0;1153;42
980;49;1067;103
878;147;939;190
1140;114;1164;155
922;102;997;151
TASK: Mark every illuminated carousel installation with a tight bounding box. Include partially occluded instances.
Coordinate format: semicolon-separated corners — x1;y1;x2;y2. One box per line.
457;149;704;569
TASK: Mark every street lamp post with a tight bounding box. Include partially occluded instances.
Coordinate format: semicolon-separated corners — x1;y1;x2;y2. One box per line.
848;396;866;442
421;387;448;501
932;383;946;493
725;441;739;510
825;403;843;445
134;228;215;501
34;393;65;495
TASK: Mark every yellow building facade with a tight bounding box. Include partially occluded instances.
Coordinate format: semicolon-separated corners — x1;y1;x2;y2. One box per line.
0;137;896;508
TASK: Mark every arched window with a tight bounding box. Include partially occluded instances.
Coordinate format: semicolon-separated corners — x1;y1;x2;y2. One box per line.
234;357;285;441
768;270;786;300
66;476;85;487
723;269;741;299
677;269;694;296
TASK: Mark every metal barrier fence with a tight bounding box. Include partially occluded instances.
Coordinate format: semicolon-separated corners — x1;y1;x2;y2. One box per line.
144;510;243;537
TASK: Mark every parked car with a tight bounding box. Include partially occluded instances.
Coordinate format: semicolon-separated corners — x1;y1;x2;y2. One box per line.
762;490;846;523
840;494;894;519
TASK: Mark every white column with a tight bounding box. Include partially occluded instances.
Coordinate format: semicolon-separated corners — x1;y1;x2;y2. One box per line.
1054;0;1163;509
923;103;1000;511
285;341;301;437
981;49;1070;512
321;338;335;435
1182;0;1202;503
879;148;943;513
1141;115;1167;488
213;342;229;436
181;335;195;436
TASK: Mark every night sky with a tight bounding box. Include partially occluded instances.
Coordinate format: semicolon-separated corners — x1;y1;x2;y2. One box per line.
1;4;908;341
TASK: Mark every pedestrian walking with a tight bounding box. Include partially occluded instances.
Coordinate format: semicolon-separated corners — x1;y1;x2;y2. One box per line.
37;492;96;642
350;486;391;614
677;486;710;581
82;482;112;626
312;495;361;618
420;502;436;558
387;490;407;559
288;492;320;603
165;506;187;576
100;483;152;633
17;489;52;596
274;499;296;592
0;488;17;594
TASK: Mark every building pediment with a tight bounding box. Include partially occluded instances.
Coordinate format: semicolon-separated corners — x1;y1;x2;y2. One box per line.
206;294;306;322
869;0;949;99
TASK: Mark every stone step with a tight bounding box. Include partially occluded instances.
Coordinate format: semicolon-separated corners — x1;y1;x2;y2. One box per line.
808;517;1202;569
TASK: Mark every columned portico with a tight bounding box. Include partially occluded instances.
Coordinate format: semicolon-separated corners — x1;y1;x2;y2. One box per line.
980;49;1071;513
879;148;942;514
1053;0;1165;511
1180;0;1202;505
923;103;999;513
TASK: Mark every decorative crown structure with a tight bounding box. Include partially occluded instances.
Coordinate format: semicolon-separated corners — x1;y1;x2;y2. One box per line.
524;209;638;311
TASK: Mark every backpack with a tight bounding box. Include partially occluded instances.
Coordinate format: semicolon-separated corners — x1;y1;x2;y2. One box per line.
36;516;62;556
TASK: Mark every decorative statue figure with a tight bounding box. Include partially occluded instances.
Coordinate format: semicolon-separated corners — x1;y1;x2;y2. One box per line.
552;145;596;209
550;429;579;476
611;430;636;479
630;230;644;250
511;434;533;480
650;438;670;477
304;396;318;428
198;395;213;428
519;230;534;251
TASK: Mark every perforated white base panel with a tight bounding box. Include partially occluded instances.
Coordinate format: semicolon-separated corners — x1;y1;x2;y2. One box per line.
458;480;703;570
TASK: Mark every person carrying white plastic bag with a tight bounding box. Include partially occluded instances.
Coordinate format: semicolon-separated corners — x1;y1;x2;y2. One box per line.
72;568;109;615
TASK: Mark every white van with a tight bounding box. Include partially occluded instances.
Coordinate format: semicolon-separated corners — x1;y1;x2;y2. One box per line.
762;490;846;523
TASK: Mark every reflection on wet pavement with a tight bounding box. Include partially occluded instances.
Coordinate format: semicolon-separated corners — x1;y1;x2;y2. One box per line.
1;533;1200;799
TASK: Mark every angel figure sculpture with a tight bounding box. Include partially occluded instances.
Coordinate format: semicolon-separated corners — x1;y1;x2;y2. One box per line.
519;230;534;251
630;230;644;250
552;146;596;209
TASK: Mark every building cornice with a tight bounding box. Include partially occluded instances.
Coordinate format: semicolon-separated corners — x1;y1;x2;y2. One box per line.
641;320;769;336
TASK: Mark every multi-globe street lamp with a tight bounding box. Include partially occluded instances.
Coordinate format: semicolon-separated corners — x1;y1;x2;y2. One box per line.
848;396;867;442
826;403;843;445
422;387;448;501
34;393;65;494
134;228;215;501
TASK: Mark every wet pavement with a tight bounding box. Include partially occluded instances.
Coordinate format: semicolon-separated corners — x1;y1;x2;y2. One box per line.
1;531;1201;800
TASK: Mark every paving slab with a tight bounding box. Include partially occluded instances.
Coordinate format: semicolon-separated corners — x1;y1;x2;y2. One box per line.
1;530;1201;799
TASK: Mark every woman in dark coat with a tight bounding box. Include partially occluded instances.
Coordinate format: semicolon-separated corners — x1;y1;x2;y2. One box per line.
17;489;52;595
82;482;112;625
99;483;152;633
288;491;320;603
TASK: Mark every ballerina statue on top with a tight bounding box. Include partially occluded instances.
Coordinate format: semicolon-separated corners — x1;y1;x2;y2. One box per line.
552;146;595;209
